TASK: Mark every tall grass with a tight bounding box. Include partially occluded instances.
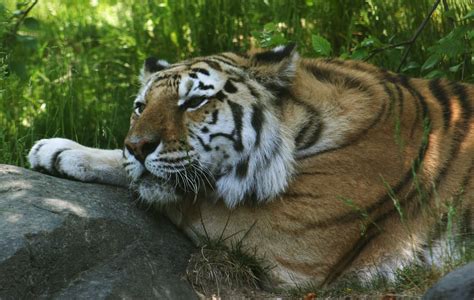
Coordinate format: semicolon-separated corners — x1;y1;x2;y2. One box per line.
1;0;472;166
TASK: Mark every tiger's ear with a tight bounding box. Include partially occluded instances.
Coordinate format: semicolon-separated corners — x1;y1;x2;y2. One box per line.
248;44;299;91
140;57;170;84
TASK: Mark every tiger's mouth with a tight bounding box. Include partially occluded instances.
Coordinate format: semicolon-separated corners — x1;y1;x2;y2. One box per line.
139;160;215;195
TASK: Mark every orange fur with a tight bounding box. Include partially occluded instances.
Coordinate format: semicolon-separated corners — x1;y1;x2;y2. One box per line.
128;50;473;287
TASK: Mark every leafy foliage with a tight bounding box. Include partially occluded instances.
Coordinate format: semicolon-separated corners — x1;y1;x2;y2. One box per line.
0;0;472;166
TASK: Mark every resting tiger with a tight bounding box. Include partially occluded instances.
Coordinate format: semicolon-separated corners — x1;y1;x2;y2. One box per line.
28;44;473;287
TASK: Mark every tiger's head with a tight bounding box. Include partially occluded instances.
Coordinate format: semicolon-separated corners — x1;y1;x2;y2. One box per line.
124;44;298;207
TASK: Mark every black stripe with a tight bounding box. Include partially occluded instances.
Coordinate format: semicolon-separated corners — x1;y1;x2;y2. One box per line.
218;54;238;63
253;44;295;63
214;90;226;101
227;100;245;152
251;104;265;147
397;75;425;137
264;83;291;103
383;83;395;119
198;81;214;90
291;98;324;153
395;84;404;117
307;65;371;93
300;122;323;151
144;57;167;73
196;136;212;152
283;192;323;199
203;60;222;71
153;75;173;83
295;121;312;146
209;132;235;142
157;157;189;163
50;148;70;175
298;100;386;159
247;84;260;99
191;68;210;76
321;228;380;286
211;56;238;68
209;110;219;125
296;118;323;151
235;158;249;179
429;78;451;129
224;80;238;93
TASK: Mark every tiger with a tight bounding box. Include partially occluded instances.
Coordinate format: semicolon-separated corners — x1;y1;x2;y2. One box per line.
28;44;474;287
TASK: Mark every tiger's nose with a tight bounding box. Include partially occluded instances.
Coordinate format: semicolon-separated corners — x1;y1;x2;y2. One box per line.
125;137;160;163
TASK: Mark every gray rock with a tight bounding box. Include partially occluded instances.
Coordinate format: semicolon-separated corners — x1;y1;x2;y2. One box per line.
423;262;474;300
0;164;197;299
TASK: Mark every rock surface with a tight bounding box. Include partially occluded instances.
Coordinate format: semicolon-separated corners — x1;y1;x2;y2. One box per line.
423;262;474;300
0;164;197;299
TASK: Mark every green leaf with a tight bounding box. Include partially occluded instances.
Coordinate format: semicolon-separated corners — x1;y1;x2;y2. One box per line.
263;22;276;32
401;61;420;72
425;70;445;79
444;10;457;19
23;17;40;30
269;34;286;46
462;10;474;20
421;55;440;71
360;36;382;48
449;63;462;73
311;34;332;57
467;30;474;40
339;52;350;59
350;48;369;60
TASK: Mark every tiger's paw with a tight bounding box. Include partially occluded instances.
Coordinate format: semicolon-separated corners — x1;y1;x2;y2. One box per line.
28;138;98;182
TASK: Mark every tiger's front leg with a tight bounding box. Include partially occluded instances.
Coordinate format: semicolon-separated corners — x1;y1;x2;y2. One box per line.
28;138;128;187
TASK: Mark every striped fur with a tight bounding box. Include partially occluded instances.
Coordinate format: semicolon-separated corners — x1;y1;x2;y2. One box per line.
28;45;474;287
150;46;473;286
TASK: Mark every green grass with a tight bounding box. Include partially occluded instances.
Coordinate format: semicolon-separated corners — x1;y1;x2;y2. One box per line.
1;0;472;167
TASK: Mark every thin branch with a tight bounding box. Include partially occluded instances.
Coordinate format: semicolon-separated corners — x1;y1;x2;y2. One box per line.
11;0;39;35
363;0;441;72
442;0;455;28
363;40;412;62
396;0;441;72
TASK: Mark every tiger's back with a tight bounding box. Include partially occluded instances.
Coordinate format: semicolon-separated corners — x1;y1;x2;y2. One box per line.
167;55;474;286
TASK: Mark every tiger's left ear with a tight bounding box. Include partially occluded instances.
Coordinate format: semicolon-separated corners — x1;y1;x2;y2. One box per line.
140;57;170;84
249;43;299;91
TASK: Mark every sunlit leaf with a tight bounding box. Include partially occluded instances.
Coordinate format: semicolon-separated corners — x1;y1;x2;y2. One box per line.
350;48;368;60
462;10;474;20
425;70;445;79
401;61;420;72
360;36;382;48
263;22;276;32
449;63;462;73
421;55;440;71
311;34;332;57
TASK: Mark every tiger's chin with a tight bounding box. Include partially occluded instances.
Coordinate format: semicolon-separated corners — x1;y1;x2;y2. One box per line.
131;167;215;206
